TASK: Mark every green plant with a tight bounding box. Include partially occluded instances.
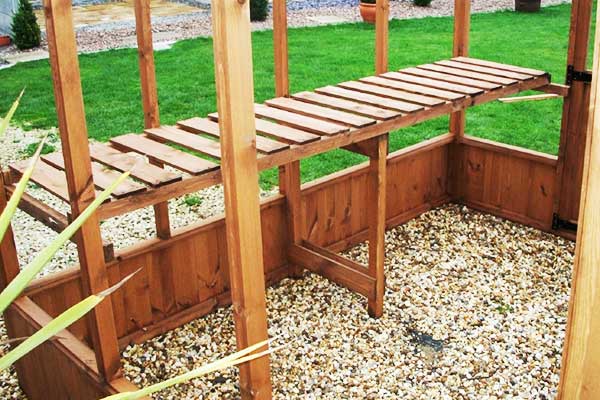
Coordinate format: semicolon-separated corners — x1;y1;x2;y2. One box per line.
11;0;41;50
23;141;55;157
250;0;268;22
183;194;203;207
414;0;432;6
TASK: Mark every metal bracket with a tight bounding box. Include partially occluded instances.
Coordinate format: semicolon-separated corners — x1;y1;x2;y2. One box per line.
552;213;578;232
566;64;592;85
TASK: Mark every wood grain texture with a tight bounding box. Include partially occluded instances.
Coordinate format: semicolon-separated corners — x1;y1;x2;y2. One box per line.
28;136;452;346
554;0;594;227
43;0;121;380
375;0;388;74
558;1;600;396
451;138;556;230
0;173;20;289
211;0;272;397
450;0;471;139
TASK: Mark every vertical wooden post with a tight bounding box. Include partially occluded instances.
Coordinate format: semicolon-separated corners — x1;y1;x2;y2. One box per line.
558;4;600;396
375;0;389;74
211;0;272;398
273;0;289;98
367;135;388;318
450;0;470;138
554;0;593;227
273;0;303;278
43;0;121;381
0;173;20;290
133;0;171;239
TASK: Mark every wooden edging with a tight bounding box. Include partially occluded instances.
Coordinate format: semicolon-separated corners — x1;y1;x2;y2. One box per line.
458;134;558;166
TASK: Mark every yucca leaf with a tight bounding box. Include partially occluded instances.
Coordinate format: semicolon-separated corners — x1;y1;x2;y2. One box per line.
0;270;138;371
0;134;47;242
0;88;25;137
102;339;281;400
0;171;130;314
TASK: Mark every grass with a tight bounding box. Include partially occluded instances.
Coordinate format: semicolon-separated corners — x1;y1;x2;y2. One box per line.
0;3;587;188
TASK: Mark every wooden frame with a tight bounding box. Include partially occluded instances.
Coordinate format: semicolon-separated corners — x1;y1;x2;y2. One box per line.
1;0;598;398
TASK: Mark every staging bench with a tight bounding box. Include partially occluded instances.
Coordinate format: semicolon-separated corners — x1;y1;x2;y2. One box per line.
7;56;551;316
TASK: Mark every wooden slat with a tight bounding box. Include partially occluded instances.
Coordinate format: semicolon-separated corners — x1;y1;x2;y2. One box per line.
265;97;376;128
435;60;533;80
405;66;499;90
340;79;442;107
10;160;71;202
358;76;466;100
317;85;424;112
174;118;289;154
384;70;484;95
254;103;349;135
453;56;547;77
90;143;181;187
254;118;320;144
195;115;320;145
145;126;223;159
292;91;400;120
110;134;218;175
418;63;517;85
289;243;375;299
42;152;146;198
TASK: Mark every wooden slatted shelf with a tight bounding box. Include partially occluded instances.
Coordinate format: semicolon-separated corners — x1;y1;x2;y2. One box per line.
7;57;551;226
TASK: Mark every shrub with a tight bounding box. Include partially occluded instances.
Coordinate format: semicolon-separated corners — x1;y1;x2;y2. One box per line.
414;0;432;6
11;0;41;50
250;0;269;22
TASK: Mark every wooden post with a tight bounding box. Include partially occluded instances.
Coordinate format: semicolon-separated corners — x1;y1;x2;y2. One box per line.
375;0;389;74
367;135;388;317
273;0;289;98
554;0;593;228
43;0;121;381
211;0;272;398
449;0;470;138
0;172;20;290
133;0;171;239
558;4;600;396
273;0;303;278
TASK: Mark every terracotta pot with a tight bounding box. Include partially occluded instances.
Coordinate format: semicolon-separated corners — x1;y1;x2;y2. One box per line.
359;2;376;24
515;0;541;12
0;36;10;47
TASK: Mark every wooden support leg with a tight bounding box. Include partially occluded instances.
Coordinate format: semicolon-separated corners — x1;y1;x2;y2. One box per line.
450;0;471;139
133;0;172;240
557;3;600;396
0;172;20;290
367;134;388;318
279;162;304;278
43;0;121;380
211;0;272;398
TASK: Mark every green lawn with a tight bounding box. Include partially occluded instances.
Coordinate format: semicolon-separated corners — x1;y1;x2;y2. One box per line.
0;4;584;188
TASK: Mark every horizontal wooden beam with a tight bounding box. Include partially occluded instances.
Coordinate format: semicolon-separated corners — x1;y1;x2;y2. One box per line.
536;83;570;97
288;242;375;299
5;185;115;262
458;134;557;166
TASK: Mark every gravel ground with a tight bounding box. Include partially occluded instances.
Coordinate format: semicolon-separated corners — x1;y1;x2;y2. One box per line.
0;0;571;58
0;125;575;398
121;205;574;399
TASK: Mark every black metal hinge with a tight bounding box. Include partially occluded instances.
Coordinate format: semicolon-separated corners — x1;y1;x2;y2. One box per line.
566;64;592;85
552;213;578;232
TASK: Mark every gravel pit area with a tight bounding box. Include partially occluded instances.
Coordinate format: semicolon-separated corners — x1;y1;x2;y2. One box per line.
122;204;573;399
